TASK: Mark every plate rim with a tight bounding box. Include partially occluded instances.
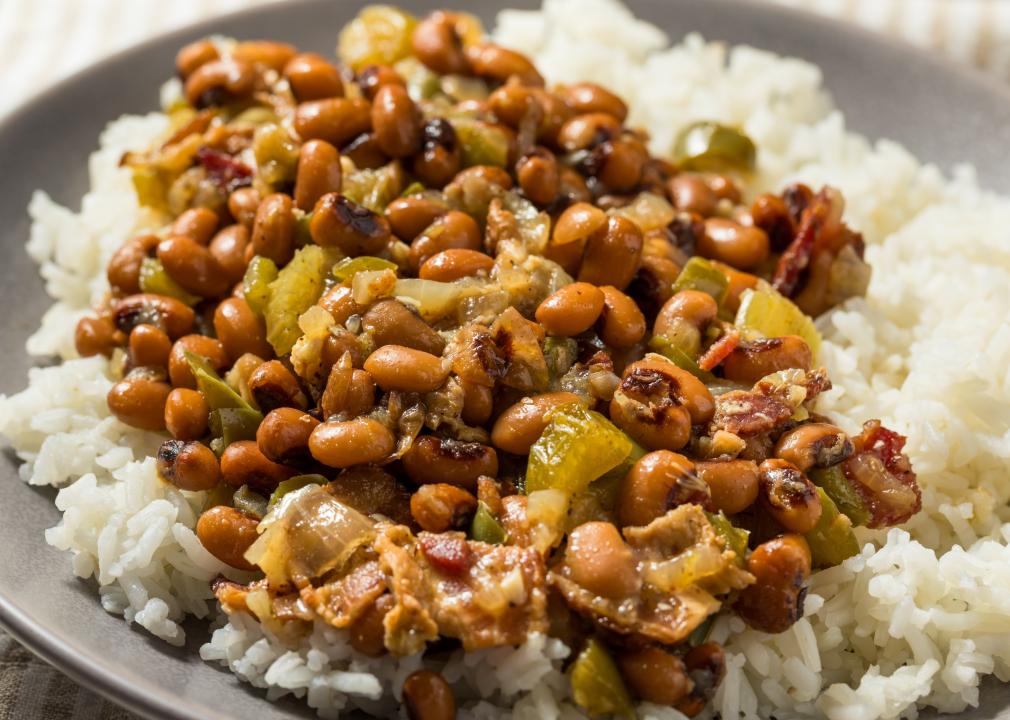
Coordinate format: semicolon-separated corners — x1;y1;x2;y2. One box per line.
1;0;1009;718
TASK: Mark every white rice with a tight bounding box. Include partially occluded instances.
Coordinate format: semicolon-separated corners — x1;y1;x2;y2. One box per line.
2;0;1009;716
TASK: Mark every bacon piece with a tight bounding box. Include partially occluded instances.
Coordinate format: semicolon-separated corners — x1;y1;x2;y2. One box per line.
698;329;740;372
196;146;253;193
842;420;921;528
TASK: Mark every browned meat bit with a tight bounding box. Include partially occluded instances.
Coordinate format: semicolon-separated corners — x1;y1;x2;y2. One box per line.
301;559;387;628
842;420;921;528
550;506;752;645
374;525;548;655
326;467;415;527
712;367;830;437
491;308;549;392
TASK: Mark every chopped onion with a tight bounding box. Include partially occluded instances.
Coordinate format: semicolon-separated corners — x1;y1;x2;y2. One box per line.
244;485;375;587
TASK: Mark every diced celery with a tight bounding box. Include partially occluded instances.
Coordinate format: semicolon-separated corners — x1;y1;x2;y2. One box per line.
735;283;821;360
671;257;730;304
648;335;718;383
805;486;861;567
337;5;418;72
705;511;750;567
242;256;278;317
332;256;398;283
139;258;200;306
233;485;268;519
265;245;342;356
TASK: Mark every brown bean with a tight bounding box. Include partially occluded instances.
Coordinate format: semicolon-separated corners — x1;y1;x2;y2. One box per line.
227;187;261;228
402;437;497;490
128;324;172;368
490;392;582;455
697;218;770;271
214;297;272;362
220;440;297;490
618;450;709;527
553;202;607;247
284;52;344;102
385;196;450;242
668;174;718;217
309;418;395;468
597;285;646;349
156;236;230;298
564;521;640;599
408;210;481;271
113;293;195;339
450;164;513;191
722;336;813;385
708;174;742;202
402;669;456;720
364;345;448;394
710;260;760;314
413;118;462;188
419;248;494;282
164;388;210;440
251;193;296;266
773;423;854;472
176;39;219;80
557;82;628;121
535;282;605;337
318;284;364;326
293;139;342;212
465;43;543;86
207;225;250;287
184;59;254;108
460;379;494;427
676;643;727;717
735;534;812;633
107;377;172;431
75;315;121;358
232;40;296;71
516;148;559;206
310;193;392;256
410;483;479;532
171;207;219;246
294;97;371;147
321;331;365;373
256;407;320;465
320;364;375;419
248;360;308;412
371;84;422;158
557;112;622;153
341;131;387;170
196;506;259;571
107;235;159;295
157;439;220;491
349;594;394;657
617;647;691;706
168;335;228;389
758;459;823;534
695;459;760;515
578;216;643;290
362;300;445;355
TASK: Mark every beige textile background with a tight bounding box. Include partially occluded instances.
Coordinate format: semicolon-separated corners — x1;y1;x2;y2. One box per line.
0;0;1007;717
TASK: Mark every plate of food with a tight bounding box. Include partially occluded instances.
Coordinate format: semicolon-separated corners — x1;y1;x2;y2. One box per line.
1;0;1009;719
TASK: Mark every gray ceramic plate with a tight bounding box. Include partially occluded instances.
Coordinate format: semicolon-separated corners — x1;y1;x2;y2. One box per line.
1;0;1009;718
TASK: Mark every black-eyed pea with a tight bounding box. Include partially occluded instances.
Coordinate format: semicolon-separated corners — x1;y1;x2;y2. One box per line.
168;335;228;389
157;235;231;298
552;202;607;246
232;40;296;72
773;423;854;472
464;42;543;86
385;196;450;242
107;235;160;295
490;392;582;455
220;440;297;490
251;193;296;266
696;459;760;515
309;418;395;468
516;148;559;207
577;216;643;291
107;376;172;431
401;669;456;720
697;218;770;271
734;534;812;633
402;437;497;490
164;388;210;441
256;407;321;465
410;483;479;532
618;450;710;527
75;315;121;358
597;285;646;349
593;139;646;193
557;82;628;122
411;11;471;75
196;506;259;570
157;439;220;491
668;174;718;217
227;187;261;229
248;360;308;412
294;139;342;212
310;193;392;256
293;97;372;147
460;380;493;427
349;594;394;657
209;225;250;286
617;647;691;706
357;64;405;101
563;521;640;599
171;207;219;246
364;345;449;394
534;282;605;337
371;84;422;158
412;118;461;189
176;39;219;80
419;248;494;283
184;58;255;108
722;335;813;385
112;293;195;339
283;52;344;102
320;364;375;419
758;459;823;534
556;112;621;152
214;297;272;362
361;300;445;355
128;324;172;369
676;643;728;718
408;210;481;271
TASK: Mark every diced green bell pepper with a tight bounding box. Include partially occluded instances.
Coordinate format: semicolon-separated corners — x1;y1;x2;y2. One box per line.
470;501;508;545
570;638;634;719
805;486;861;567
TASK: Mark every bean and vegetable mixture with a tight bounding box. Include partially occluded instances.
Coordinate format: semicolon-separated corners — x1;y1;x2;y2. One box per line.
73;6;922;717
